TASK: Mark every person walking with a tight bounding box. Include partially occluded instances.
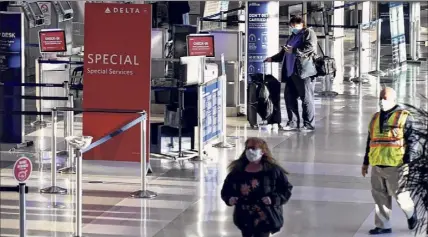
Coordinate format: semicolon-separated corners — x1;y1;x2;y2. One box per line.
361;87;418;235
221;137;293;237
265;15;318;132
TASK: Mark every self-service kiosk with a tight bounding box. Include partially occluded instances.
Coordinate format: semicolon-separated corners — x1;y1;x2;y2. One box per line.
8;1;74;77
52;1;74;22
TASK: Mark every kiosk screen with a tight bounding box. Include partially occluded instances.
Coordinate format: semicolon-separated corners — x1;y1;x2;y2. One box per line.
39;30;67;53
187;35;215;58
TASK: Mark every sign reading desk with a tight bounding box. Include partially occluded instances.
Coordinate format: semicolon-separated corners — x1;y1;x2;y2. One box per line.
0;12;25;144
83;3;151;162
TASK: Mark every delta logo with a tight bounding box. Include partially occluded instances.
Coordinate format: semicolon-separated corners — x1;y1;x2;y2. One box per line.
105;7;143;14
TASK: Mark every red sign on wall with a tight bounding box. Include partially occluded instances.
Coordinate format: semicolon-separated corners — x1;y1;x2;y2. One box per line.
83;3;151;162
39;30;66;52
187;35;215;57
13;157;32;183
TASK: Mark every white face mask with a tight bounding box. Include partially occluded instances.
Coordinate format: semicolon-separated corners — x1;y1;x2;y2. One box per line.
379;99;395;111
245;148;263;162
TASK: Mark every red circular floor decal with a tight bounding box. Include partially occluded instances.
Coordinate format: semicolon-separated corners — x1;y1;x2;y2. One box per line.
13;157;33;183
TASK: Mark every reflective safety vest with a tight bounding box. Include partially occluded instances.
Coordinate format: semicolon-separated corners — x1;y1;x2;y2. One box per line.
368;110;409;166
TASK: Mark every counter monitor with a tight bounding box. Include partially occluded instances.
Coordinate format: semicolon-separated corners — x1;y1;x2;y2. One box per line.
39;29;67;53
186;34;215;58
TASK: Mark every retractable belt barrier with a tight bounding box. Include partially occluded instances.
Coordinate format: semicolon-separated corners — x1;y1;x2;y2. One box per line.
0;80;72;150
39;107;156;237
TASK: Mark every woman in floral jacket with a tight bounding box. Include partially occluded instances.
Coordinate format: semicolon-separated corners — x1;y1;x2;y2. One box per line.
221;137;293;237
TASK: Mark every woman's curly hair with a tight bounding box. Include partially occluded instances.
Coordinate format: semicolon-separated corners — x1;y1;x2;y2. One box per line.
401;102;428;235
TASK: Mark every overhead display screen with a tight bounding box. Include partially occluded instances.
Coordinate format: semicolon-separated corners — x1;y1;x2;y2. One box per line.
187;35;215;57
39;29;67;53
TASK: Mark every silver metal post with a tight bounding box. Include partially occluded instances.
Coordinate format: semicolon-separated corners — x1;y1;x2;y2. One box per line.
197;17;202;32
141;119;147;191
40;109;67;195
75;149;83;236
353;3;359;50
59;94;76;174
376;19;382;73
57;82;69;157
51;110;57;186
220;11;225;30
31;58;47;127
130;114;157;198
19;183;26;237
358;24;363;81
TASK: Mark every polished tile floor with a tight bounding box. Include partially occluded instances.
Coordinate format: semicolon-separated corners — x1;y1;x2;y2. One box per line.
1;33;428;237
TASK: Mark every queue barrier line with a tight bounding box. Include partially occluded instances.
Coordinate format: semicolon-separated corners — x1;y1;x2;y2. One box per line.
0;82;65;88
82;114;146;153
0;111;51;116
5;95;69;101
0;185;29;193
38;59;84;65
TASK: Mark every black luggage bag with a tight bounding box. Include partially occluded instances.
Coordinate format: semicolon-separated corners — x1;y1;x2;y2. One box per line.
247;75;262;128
247;63;278;128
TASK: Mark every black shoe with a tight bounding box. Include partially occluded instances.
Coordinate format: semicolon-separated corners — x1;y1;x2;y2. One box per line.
408;212;418;230
368;227;392;235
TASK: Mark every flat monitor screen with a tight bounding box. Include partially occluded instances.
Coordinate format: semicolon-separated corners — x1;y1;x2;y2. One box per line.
59;1;72;11
172;24;197;59
187;34;215;58
39;30;67;53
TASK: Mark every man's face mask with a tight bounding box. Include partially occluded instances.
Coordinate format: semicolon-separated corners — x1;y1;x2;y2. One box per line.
290;24;303;34
379;99;395;111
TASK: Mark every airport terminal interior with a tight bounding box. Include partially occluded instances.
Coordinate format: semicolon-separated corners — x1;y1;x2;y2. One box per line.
0;1;428;237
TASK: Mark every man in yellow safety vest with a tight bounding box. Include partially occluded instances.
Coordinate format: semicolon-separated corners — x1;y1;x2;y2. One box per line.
362;87;418;235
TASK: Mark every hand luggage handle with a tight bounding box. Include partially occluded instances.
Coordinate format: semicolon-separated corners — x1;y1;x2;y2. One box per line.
263;62;273;81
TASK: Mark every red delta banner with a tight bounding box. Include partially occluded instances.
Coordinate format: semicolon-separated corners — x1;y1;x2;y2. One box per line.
83;3;151;162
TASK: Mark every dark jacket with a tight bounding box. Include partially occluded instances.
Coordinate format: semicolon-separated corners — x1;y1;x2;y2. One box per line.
221;163;292;233
270;28;318;81
363;105;418;166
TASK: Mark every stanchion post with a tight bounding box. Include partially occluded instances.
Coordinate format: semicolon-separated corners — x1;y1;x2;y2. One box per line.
59;94;76;174
19;183;26;237
220;11;225;30
39;109;67;195
376;19;382;73
197;17;203;32
358;23;363;81
130;113;157;199
75;148;83;236
52;109;57;183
